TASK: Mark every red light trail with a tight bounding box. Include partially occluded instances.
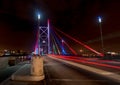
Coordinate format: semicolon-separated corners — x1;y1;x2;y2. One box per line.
49;55;120;70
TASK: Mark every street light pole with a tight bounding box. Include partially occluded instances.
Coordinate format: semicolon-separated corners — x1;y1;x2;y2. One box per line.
38;14;40;55
98;17;104;55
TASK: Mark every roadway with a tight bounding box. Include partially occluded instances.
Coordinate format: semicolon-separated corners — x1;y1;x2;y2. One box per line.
0;56;120;85
48;55;120;74
44;56;120;85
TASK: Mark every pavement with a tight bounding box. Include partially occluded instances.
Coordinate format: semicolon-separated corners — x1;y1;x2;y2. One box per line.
0;57;9;69
1;55;120;85
0;62;45;85
0;61;28;83
11;64;45;81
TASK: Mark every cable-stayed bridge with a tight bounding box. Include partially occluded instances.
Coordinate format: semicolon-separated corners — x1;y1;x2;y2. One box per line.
34;19;104;57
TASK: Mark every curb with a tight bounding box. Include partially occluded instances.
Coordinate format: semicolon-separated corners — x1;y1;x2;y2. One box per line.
11;64;45;81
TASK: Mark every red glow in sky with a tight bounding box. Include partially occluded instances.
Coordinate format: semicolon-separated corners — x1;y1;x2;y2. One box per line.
0;0;120;52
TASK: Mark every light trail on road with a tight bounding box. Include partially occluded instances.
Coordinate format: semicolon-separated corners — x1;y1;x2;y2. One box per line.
49;55;120;70
44;56;120;85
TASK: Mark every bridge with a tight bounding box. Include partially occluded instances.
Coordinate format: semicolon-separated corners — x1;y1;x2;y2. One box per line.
34;19;104;57
0;19;120;85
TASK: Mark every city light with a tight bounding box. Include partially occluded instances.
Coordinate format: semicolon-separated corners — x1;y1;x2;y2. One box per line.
38;14;40;19
98;16;102;23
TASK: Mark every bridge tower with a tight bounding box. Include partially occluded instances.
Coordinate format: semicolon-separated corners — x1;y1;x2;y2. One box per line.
38;19;50;55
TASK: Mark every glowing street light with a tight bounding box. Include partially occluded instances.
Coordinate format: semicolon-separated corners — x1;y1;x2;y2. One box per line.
38;14;40;19
98;16;104;56
98;16;102;23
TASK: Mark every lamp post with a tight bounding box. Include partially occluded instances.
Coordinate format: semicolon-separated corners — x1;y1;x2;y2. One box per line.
98;16;104;55
38;14;40;55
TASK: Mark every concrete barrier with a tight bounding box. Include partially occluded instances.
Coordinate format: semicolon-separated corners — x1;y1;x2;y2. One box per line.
31;56;44;76
11;56;44;81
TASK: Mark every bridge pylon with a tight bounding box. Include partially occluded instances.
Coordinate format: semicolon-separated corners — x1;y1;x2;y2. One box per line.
37;19;50;55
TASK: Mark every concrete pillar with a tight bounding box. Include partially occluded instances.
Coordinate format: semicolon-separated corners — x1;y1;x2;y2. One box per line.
31;56;44;76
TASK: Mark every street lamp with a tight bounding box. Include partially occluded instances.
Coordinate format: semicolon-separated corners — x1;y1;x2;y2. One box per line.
38;14;40;20
98;16;104;55
38;14;40;55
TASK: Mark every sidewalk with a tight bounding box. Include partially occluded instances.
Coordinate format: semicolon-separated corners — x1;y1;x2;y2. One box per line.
0;57;9;69
0;64;45;85
11;64;45;81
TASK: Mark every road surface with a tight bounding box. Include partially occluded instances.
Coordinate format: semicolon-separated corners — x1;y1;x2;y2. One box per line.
44;56;120;85
1;56;120;85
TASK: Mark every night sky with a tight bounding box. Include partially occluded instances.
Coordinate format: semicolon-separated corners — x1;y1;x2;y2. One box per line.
0;0;120;52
